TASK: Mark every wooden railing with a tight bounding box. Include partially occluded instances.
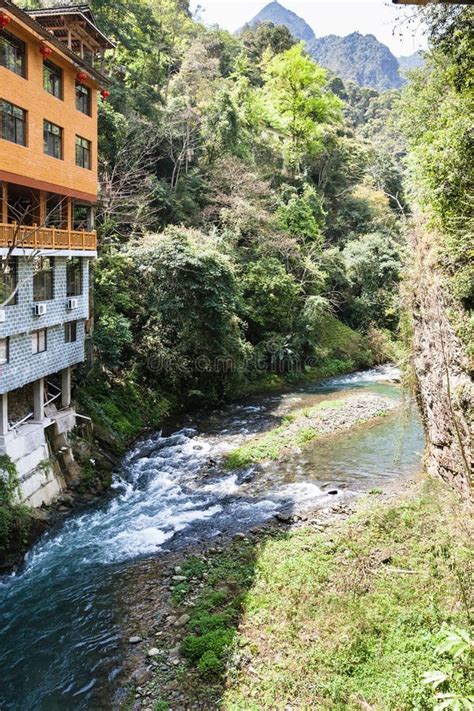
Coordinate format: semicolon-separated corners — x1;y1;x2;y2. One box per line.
0;223;97;251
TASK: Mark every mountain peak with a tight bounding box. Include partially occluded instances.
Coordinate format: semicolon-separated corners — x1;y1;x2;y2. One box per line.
307;33;402;92
246;1;316;42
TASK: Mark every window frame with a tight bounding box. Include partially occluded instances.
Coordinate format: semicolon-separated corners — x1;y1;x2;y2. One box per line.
43;119;63;160
75;82;91;116
0;337;9;365
64;321;77;344
0;99;27;146
75;135;91;169
43;59;63;100
33;257;54;302
32;329;47;355
0;29;26;78
66;257;83;297
0;257;18;306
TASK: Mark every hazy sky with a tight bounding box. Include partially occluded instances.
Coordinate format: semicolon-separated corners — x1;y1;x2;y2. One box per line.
190;1;427;56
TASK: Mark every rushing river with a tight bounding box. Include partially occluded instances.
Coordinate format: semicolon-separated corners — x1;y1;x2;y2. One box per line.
0;367;424;710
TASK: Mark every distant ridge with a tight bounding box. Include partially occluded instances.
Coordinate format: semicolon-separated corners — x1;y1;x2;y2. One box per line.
308;33;403;92
398;51;425;72
244;2;405;91
242;1;315;42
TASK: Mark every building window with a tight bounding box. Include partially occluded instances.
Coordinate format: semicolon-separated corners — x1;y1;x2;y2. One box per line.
64;321;77;343
43;59;63;99
0;100;27;146
43;120;62;159
0;337;9;365
32;329;47;355
33;257;54;302
0;30;26;77
75;135;91;169
66;257;82;296
75;82;91;115
0;257;18;306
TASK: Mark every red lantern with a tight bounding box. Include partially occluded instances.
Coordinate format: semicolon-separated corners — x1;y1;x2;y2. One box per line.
77;70;88;84
100;89;110;100
0;12;11;28
39;43;52;58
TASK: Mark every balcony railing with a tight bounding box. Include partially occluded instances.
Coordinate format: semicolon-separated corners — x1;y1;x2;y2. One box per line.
0;223;97;251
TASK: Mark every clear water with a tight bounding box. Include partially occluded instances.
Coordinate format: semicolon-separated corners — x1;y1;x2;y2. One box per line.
0;367;424;710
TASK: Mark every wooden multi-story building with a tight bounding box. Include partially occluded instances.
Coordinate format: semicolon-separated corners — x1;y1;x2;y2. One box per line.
0;1;112;505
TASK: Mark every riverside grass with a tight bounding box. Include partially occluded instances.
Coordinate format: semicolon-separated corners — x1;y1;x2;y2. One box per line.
163;478;473;711
225;395;391;469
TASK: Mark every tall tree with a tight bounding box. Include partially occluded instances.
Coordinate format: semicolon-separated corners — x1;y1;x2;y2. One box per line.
261;44;342;175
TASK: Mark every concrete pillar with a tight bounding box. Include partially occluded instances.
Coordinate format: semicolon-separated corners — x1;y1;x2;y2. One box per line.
61;367;72;408
33;378;44;422
0;392;8;436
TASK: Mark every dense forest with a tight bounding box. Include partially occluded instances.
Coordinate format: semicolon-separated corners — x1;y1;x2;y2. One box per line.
0;3;472;709
74;0;410;449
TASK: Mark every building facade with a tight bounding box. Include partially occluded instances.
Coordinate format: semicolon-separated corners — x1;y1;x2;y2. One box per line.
0;1;112;505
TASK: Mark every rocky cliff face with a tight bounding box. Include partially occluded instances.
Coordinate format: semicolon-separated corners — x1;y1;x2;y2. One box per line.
410;226;473;499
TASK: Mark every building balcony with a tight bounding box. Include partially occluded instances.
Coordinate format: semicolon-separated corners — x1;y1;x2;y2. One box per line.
0;223;97;251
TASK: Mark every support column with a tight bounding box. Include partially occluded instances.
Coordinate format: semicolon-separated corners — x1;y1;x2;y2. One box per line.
33;378;44;422
0;392;8;436
39;191;47;226
61;367;72;409
66;197;73;231
1;182;8;223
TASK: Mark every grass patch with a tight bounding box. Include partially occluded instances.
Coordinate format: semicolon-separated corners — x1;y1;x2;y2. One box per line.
156;478;472;710
171;545;258;683
225;398;347;469
223;479;473;710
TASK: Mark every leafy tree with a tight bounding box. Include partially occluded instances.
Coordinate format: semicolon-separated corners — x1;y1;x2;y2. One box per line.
261;44;342;175
241;257;301;342
343;231;403;329
277;184;325;245
129;228;249;400
239;21;296;83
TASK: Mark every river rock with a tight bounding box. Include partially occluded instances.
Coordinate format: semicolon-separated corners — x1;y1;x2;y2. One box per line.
175;613;190;627
275;512;292;523
131;667;152;685
147;648;160;657
129;636;143;644
172;575;187;582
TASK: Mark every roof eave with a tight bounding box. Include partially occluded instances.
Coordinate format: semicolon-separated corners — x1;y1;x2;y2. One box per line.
25;6;115;50
0;0;112;85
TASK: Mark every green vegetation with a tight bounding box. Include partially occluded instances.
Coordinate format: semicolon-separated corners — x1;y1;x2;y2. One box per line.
65;0;407;434
0;455;31;567
225;397;348;468
160;479;473;710
400;5;474;359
